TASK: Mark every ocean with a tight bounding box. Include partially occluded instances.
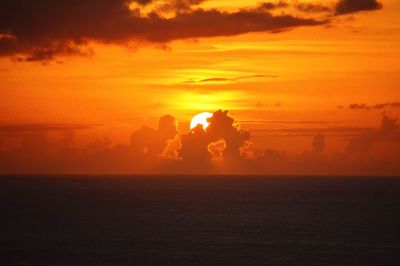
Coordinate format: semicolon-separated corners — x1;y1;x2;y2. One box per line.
0;175;399;265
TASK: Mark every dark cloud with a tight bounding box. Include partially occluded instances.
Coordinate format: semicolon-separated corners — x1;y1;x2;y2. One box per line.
178;110;250;164
346;102;400;110
258;1;332;14
295;3;332;13
0;0;381;61
138;0;206;12
205;110;251;159
257;1;289;11
335;0;382;15
259;0;382;15
0;0;326;61
0;0;383;61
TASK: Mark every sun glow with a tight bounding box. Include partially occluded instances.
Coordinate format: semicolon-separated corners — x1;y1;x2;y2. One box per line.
190;112;213;130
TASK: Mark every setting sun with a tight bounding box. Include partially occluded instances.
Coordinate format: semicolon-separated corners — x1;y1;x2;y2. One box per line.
190;112;213;130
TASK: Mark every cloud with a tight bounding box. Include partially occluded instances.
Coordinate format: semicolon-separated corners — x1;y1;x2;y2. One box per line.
346;114;400;154
159;134;182;160
192;74;277;84
0;123;95;133
294;133;329;173
312;133;326;153
0;117;178;174
257;1;289;11
259;1;331;14
205;110;251;159
1;112;400;175
263;148;287;162
130;114;177;157
177;110;250;165
178;124;214;172
345;102;400;110
0;0;327;61
250;126;374;136
335;0;382;15
295;3;332;13
207;139;226;163
257;0;383;16
240;120;335;125
135;0;206;14
0;0;384;61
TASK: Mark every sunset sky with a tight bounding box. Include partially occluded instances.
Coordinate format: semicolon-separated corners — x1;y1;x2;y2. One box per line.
1;0;400;175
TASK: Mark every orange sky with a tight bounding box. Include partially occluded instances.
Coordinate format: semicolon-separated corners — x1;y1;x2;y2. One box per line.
1;0;400;174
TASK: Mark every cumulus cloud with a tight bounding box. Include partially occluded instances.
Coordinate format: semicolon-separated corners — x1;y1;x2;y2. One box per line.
346;114;400;154
179;124;212;163
130;114;177;157
206;110;251;159
1;111;399;175
178;110;250;164
208;139;227;163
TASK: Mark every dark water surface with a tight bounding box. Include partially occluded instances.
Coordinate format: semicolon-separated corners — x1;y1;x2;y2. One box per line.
0;175;399;265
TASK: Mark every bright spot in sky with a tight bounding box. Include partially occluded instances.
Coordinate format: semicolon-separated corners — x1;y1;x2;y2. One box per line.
190;112;213;130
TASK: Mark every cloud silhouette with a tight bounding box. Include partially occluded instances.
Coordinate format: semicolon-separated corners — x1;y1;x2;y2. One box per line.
1;112;400;175
206;110;251;159
345;102;400;110
180;124;212;163
346;114;400;154
131;114;177;157
295;3;332;13
176;110;250;167
0;0;384;61
0;0;330;61
335;0;382;15
258;1;331;14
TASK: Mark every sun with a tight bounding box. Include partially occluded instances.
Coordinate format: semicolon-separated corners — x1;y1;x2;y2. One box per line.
190;112;213;130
